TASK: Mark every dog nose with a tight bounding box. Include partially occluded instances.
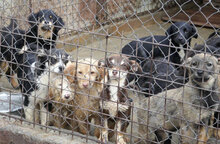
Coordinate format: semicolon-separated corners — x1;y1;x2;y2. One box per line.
44;20;49;24
64;94;70;99
178;37;184;42
59;66;64;72
112;70;118;75
83;83;89;88
197;70;204;76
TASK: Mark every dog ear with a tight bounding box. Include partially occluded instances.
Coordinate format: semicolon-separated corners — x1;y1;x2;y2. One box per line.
28;12;39;26
54;14;65;33
185;57;192;67
190;24;198;39
98;58;106;67
165;24;173;38
64;62;76;84
129;60;142;73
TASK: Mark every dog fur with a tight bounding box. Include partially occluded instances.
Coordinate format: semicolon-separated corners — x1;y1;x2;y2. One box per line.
137;57;187;97
94;54;140;144
138;53;219;144
121;22;198;67
48;75;74;129
18;48;69;125
0;9;64;89
64;58;105;135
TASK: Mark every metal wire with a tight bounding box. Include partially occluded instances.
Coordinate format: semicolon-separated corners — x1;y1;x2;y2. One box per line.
0;0;219;144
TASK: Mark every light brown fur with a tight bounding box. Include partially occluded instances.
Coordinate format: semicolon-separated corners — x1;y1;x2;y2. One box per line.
64;58;105;135
138;53;219;144
48;75;74;129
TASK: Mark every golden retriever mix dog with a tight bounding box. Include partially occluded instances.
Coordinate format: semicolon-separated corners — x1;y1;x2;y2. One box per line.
64;58;105;135
48;75;74;129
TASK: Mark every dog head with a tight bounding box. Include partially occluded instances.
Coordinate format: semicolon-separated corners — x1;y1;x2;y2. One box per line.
45;48;69;74
186;53;219;89
28;9;64;40
166;22;198;45
49;76;73;101
100;54;140;83
75;58;103;89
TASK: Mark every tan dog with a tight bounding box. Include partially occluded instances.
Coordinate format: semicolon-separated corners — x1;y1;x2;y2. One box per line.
48;75;74;129
64;58;105;135
138;53;219;144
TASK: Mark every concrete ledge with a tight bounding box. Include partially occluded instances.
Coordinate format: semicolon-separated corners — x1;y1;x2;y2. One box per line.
0;116;97;144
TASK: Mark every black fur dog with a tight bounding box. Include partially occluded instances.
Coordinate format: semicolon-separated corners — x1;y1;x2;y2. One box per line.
0;9;64;88
24;9;64;50
137;57;187;97
121;22;198;67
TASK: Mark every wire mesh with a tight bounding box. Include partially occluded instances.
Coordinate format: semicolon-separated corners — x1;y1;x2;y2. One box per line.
0;0;219;144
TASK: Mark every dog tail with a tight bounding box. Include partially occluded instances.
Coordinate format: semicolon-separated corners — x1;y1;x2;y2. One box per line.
8;18;18;30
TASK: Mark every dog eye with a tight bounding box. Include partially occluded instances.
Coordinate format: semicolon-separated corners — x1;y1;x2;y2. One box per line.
78;71;82;74
191;61;197;67
90;71;95;74
207;62;213;67
183;28;187;33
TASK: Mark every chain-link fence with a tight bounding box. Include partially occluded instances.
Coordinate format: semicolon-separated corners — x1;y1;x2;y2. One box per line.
0;0;219;143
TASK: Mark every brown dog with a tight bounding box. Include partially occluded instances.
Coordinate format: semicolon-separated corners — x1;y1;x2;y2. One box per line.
48;75;74;129
64;58;105;135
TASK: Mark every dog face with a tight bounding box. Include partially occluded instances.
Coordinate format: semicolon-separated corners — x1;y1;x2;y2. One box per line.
54;76;73;101
166;22;198;45
28;9;64;40
45;49;69;74
103;55;140;81
76;58;101;89
187;53;219;88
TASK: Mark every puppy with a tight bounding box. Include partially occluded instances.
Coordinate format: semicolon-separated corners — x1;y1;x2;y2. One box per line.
94;54;140;144
25;9;64;50
122;22;198;66
17;48;69;125
64;58;105;135
137;57;187;97
138;53;219;144
0;9;64;89
206;31;220;48
48;75;74;129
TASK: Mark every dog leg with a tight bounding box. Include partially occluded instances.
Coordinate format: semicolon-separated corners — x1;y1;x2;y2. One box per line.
39;103;49;126
116;120;127;144
24;104;35;123
98;118;109;142
198;126;209;144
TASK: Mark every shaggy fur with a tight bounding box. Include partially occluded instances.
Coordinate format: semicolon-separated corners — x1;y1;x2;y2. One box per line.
48;75;74;128
138;53;219;144
18;48;69;125
94;54;140;144
0;9;64;89
64;58;105;135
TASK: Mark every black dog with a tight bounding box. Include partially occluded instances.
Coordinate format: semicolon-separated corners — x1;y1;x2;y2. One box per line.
136;57;187;97
0;9;64;88
206;31;220;48
24;9;64;51
121;22;198;67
